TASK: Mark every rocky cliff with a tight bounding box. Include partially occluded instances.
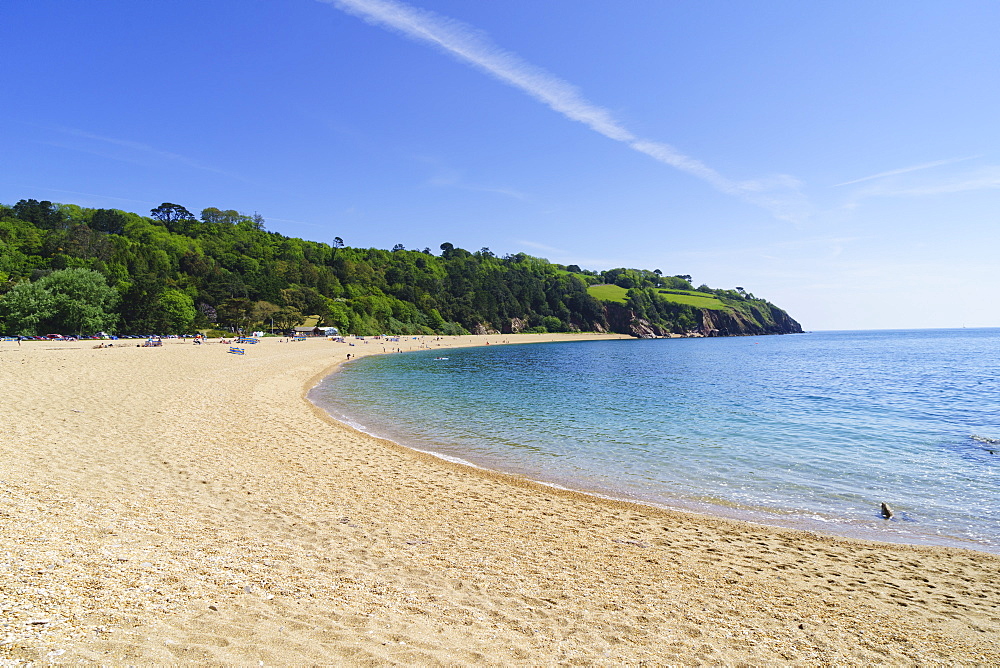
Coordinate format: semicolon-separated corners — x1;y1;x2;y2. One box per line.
603;302;802;339
603;303;668;338
699;303;803;337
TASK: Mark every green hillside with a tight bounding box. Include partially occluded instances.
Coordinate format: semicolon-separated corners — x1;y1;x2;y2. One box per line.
588;285;727;310
586;284;628;304
654;290;727;310
0;198;800;337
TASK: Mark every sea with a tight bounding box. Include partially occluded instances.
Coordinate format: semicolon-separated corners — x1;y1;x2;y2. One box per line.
309;329;1000;554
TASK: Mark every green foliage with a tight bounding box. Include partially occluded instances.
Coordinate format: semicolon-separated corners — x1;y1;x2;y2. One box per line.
0;197;797;337
273;305;305;331
154;289;197;333
37;268;119;334
11;199;69;230
202;328;230;338
660;275;695;290
150;202;196;232
0;280;55;335
89;209;130;235
0;268;117;335
216;298;254;335
541;315;565;332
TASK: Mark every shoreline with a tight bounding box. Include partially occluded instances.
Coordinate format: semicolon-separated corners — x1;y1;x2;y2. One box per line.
2;334;999;663
307;337;998;557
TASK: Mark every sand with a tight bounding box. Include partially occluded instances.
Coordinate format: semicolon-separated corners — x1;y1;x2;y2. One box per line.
1;333;998;665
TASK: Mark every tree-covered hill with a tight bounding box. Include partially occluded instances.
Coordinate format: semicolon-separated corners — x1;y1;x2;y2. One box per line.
0;199;801;337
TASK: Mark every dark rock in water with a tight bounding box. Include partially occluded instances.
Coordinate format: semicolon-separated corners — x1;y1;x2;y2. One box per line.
880;502;894;519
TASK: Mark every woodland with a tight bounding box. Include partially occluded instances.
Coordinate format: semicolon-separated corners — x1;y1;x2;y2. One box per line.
0;199;796;337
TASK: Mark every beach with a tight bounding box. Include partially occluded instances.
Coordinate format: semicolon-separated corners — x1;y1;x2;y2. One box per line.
1;335;998;665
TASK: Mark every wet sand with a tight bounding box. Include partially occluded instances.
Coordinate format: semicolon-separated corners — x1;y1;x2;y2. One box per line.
1;334;998;664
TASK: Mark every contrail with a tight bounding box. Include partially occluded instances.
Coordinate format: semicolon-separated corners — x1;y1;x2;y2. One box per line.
320;0;805;221
833;156;980;187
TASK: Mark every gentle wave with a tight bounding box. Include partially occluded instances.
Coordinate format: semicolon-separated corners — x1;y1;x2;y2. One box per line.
309;329;1000;553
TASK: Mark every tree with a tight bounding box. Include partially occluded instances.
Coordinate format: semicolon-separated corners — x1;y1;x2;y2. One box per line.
195;302;217;329
12;199;69;230
37;268;119;334
0;280;55;335
272;306;304;331
392;243;405;252
89;209;129;235
216;298;254;334
252;300;280;330
154;289;196;333
324;300;351;332
150;203;195;226
2;269;120;335
541;315;564;332
201;207;241;225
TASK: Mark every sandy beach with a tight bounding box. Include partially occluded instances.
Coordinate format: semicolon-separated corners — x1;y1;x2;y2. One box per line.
1;334;998;665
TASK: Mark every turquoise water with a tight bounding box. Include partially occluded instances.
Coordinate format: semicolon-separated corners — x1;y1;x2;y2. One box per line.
309;329;1000;553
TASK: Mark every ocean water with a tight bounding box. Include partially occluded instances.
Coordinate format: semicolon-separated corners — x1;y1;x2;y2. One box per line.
309;329;1000;553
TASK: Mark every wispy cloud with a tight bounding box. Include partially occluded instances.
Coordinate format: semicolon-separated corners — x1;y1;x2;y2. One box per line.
517;240;566;254
4;186;155;207
839;164;1000;205
431;178;528;200
871;166;1000;196
321;0;806;222
418;157;527;200
266;216;330;229
42;125;247;181
833;155;980;187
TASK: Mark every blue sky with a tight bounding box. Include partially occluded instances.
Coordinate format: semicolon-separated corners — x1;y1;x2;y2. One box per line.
5;0;999;330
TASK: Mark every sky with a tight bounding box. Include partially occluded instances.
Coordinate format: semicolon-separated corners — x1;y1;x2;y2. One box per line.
5;0;999;330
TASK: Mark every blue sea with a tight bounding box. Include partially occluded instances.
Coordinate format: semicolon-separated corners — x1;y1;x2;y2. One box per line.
309;329;1000;553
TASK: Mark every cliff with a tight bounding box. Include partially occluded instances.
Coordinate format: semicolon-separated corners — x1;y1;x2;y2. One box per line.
699;302;803;337
603;302;802;339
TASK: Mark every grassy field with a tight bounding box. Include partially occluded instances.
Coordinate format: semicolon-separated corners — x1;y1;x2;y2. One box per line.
555;269;600;285
587;284;629;304
656;291;727;310
587;284;728;310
